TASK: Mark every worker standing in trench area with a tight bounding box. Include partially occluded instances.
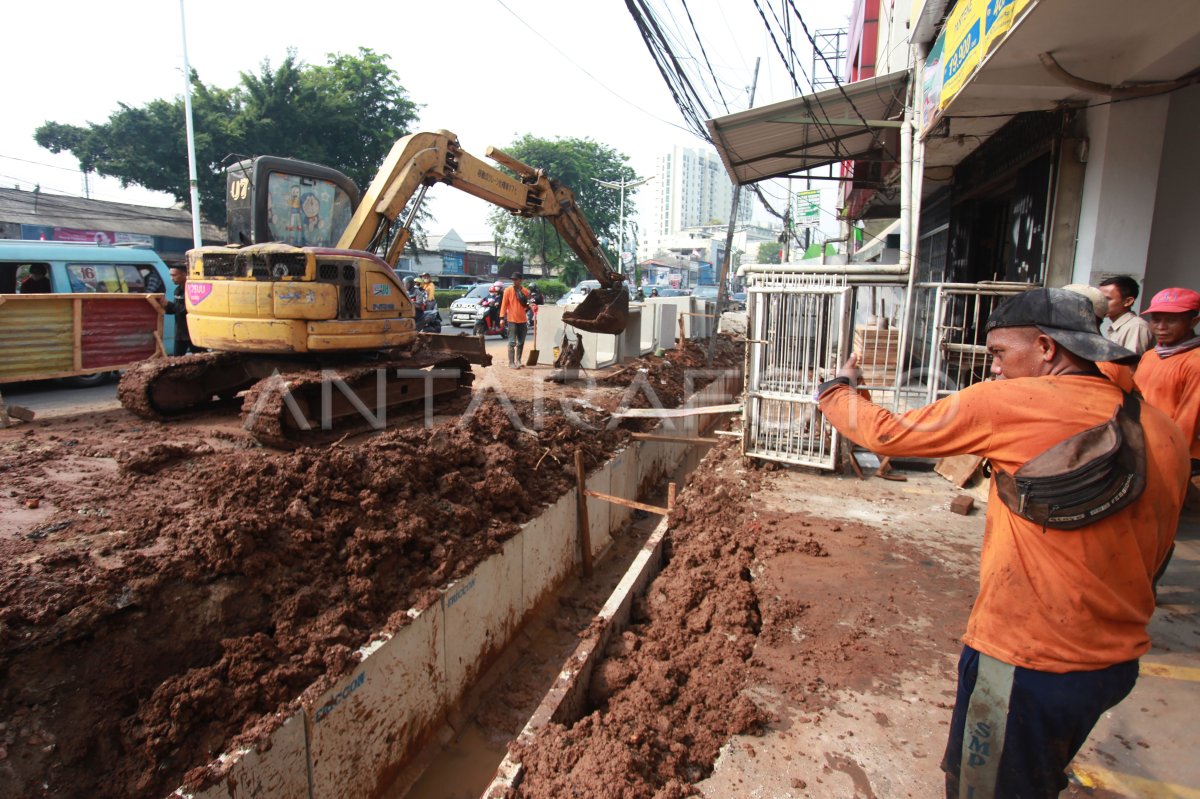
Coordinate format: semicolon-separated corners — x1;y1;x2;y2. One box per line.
816;288;1189;799
500;272;532;369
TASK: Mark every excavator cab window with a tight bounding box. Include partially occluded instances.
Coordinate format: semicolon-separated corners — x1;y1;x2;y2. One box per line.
225;156;361;248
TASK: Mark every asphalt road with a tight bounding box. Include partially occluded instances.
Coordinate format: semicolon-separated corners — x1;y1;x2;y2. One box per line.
1;378;120;416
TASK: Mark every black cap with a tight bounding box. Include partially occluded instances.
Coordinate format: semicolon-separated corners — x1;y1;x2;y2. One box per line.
511;272;523;280
986;288;1137;364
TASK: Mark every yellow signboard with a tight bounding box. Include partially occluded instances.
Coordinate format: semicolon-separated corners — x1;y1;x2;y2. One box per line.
941;0;985;103
922;0;1036;131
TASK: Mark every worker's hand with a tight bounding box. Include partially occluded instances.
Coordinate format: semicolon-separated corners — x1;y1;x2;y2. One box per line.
836;354;862;383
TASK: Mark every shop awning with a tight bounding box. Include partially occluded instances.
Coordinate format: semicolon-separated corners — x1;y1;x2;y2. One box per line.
924;0;1200;136
705;70;909;186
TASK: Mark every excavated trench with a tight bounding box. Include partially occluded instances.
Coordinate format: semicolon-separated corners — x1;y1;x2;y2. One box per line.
0;338;743;799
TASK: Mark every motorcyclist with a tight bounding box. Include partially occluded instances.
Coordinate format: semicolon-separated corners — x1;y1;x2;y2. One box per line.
484;281;504;328
406;277;427;312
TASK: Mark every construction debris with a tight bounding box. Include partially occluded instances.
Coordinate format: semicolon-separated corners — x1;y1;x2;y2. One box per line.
949;495;976;516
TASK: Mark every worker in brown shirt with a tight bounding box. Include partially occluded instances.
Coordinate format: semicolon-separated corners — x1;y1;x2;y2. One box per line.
1099;275;1154;356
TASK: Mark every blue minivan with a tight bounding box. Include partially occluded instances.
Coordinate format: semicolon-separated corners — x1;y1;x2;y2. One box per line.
0;240;178;382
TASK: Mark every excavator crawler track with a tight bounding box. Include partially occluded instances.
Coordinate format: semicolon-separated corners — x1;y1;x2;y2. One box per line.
238;355;476;448
118;352;263;420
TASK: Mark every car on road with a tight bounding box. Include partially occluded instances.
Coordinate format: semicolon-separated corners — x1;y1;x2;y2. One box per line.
691;285;719;301
449;283;508;327
450;283;479;291
647;287;688;298
556;279;602;306
728;291;747;311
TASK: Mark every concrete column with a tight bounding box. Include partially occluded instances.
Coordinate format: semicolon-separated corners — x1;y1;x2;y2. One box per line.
1072;96;1171;292
1144;84;1200;299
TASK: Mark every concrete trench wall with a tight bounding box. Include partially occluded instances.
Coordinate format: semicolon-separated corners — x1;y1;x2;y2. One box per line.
173;373;742;799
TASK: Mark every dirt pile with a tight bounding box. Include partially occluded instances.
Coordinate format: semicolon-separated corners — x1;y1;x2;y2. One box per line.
0;396;626;799
510;440;769;798
599;336;743;413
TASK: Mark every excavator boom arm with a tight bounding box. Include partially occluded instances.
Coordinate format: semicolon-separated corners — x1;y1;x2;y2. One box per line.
337;130;623;291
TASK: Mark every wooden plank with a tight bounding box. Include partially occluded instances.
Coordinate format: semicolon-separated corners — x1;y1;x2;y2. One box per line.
629;433;720;444
574;449;594;578
611;402;743;419
583;490;668;516
935;454;984;488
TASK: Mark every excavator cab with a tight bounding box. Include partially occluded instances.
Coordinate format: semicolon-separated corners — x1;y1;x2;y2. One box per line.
562;285;629;335
225;156;360;247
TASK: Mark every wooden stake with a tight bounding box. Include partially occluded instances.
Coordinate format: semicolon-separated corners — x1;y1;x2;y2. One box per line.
667;482;677;511
844;440;865;480
574;449;594;578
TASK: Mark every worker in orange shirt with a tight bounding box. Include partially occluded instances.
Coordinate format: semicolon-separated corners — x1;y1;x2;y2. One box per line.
818;288;1187;799
1064;283;1136;391
499;272;532;368
1135;287;1200;472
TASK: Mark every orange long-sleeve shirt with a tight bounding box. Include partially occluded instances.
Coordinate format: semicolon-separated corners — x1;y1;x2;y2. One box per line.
1096;361;1135;393
499;285;531;324
1136;348;1200;460
819;375;1188;673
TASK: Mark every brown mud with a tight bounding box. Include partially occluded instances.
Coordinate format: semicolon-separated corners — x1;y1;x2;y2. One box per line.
510;440;770;798
0;338;743;799
509;440;976;799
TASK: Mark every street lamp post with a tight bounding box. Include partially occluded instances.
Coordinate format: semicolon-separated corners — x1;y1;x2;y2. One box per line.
594;175;654;278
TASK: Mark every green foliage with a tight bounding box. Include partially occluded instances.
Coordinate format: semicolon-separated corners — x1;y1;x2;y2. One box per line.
434;290;467;308
757;241;782;264
532;279;568;300
486;135;637;283
34;48;418;223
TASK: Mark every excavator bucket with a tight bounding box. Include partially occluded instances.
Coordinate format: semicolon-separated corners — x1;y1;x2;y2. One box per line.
419;332;492;366
562;288;629;335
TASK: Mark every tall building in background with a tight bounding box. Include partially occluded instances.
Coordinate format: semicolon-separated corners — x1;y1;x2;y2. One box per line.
643;145;751;258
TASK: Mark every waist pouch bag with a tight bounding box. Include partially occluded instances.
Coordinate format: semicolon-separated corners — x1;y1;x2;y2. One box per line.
993;392;1146;530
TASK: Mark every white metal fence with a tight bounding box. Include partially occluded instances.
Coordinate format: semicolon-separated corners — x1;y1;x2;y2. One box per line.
743;274;851;469
742;273;1033;469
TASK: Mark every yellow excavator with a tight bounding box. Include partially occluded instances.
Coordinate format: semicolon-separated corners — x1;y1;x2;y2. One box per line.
118;130;628;444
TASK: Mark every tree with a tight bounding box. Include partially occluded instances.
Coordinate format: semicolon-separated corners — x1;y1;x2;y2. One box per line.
757;241;782;263
486;136;638;286
35;48;418;223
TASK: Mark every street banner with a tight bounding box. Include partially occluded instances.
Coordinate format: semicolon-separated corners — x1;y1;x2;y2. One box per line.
922;0;1035;134
793;189;821;229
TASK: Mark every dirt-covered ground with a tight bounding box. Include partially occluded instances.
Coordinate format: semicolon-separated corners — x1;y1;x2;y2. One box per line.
506;440;981;799
0;337;742;799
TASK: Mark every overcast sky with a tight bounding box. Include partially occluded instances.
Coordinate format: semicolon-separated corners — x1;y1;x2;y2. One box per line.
1;0;851;244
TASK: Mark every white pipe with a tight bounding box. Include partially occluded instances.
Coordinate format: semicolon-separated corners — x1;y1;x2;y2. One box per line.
179;0;202;248
895;47;926;399
737;262;910;276
898;106;913;279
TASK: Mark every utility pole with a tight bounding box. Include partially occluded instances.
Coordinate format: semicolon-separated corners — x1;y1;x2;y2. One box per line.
707;57;760;367
594;175;655;279
179;0;203;248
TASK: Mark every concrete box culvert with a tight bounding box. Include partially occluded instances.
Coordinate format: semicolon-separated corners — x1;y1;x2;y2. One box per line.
172;373;742;799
